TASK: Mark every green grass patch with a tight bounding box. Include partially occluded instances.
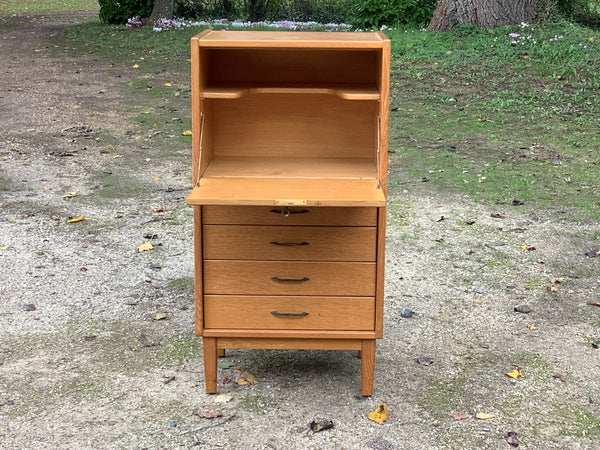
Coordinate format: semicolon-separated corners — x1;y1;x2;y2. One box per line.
167;277;194;291
0;0;98;15
56;18;600;221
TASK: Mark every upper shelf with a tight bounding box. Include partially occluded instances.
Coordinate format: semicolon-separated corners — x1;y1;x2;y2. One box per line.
193;30;390;49
201;83;380;100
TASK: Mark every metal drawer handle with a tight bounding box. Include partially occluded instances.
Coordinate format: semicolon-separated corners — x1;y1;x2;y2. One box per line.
269;208;309;217
270;241;309;247
271;276;309;283
270;311;309;318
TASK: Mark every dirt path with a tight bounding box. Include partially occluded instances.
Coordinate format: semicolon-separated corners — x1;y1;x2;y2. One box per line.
1;14;599;449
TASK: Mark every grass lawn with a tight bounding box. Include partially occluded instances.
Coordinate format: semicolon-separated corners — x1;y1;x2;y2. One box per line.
0;0;98;15
61;17;600;220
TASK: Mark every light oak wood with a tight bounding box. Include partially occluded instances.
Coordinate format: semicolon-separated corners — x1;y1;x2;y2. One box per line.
202;225;376;261
202;206;377;226
187;178;385;206
210;95;377;160
190;30;389;396
195;30;388;47
202;84;380;100
361;339;376;396
215;337;364;350
204;260;375;296
193;206;204;335
203;329;376;339
204;296;375;330
202;156;377;180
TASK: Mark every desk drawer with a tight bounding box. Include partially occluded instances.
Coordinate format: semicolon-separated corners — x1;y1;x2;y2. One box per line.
204;295;374;330
204;260;375;296
202;206;377;226
203;225;376;261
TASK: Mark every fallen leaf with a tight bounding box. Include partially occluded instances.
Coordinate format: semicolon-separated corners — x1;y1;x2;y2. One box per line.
367;402;388;424
514;305;532;314
67;215;85;223
588;302;600;307
154;312;167;320
505;368;523;379
529;324;537;330
198;409;222;419
553;373;566;382
214;394;233;404
521;244;536;251
309;419;334;432
232;366;258;385
137;242;154;252
164;82;172;87
132;64;139;68
491;213;505;218
550;277;565;284
450;412;469;421
182;130;192;136
62;191;79;199
584;249;599;258
476;413;495;420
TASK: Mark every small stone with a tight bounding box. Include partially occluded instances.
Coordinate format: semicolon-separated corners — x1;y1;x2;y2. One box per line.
473;286;485;294
21;304;36;311
507;431;519;447
417;356;433;366
514;305;532;313
169;421;177;428
400;308;413;318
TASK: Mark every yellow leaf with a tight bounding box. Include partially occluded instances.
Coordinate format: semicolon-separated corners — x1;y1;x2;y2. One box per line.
137;242;154;252
182;130;192;136
505;369;523;379
367;402;388;424
164;82;172;87
62;191;79;199
232;366;258;385
154;312;167;320
67;215;85;223
132;64;139;69
153;176;161;180
476;413;495;420
529;324;537;330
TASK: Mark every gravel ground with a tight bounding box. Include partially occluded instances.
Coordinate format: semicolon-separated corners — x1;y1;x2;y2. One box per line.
1;13;599;449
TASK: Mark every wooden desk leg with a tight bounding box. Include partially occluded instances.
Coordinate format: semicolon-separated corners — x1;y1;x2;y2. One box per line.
203;337;217;394
361;340;376;397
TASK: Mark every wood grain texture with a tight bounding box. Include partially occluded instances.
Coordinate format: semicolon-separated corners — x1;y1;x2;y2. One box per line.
202;225;376;261
187;178;385;206
202;337;217;393
361;339;376;396
202;206;377;226
204;260;376;296
204;295;375;330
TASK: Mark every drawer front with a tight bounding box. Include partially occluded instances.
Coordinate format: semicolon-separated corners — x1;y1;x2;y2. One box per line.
203;225;376;261
202;206;377;226
204;261;375;296
204;296;375;330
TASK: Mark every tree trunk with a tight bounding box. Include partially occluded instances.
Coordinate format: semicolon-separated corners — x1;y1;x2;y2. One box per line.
428;0;545;31
150;0;173;22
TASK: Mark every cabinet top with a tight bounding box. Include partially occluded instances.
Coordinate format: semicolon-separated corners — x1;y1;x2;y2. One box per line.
192;30;389;49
